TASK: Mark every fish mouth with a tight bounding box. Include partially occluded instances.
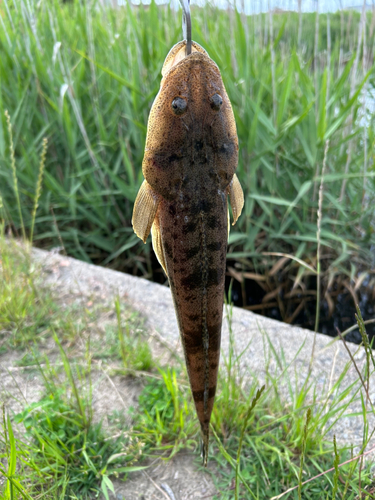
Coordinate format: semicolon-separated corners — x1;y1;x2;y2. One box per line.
144;149;186;162
162;40;218;76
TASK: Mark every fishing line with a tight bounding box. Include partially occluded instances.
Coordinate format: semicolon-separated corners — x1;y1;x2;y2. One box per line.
179;0;192;55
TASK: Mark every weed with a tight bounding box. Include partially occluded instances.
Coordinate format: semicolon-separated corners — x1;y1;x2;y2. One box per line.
0;238;58;349
30;137;48;244
13;390;142;498
0;237;90;351
115;297;153;372
4;110;25;241
1;338;146;499
298;408;311;500
205;300;375;499
0;413;32;500
0;2;373;303
133;368;196;457
90;298;153;372
0;240;149;498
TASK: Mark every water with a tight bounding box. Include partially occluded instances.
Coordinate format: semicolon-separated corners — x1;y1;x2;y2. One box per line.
225;266;375;345
125;0;373;14
149;251;375;345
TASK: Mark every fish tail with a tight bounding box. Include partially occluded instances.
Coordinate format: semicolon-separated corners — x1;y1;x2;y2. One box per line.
200;423;209;467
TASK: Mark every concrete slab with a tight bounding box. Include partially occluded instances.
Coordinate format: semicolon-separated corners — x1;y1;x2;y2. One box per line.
31;247;375;454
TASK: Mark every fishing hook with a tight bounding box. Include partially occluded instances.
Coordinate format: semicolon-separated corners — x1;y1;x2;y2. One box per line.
179;0;192;55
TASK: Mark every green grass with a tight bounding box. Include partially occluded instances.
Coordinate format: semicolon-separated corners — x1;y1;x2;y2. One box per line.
131;367;197;457
2;351;147;500
0;238;55;350
0;238;375;498
200;302;375;499
0;0;374;302
12;388;143;498
0;237;152;498
89;297;153;372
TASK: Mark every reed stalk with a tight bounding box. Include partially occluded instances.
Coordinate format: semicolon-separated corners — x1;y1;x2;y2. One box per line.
310;140;329;370
0;0;372;289
30;138;48;243
5;110;25;241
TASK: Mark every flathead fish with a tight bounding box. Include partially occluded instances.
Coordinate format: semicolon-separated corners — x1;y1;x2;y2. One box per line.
132;40;244;465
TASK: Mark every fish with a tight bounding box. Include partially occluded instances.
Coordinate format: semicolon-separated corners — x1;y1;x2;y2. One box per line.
132;40;244;465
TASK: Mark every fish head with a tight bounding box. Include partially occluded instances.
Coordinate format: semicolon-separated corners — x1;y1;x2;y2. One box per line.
142;40;238;199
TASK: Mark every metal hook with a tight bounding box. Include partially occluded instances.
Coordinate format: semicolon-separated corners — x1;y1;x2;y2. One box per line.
179;0;192;56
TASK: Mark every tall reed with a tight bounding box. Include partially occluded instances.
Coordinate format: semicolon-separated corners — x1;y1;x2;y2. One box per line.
0;0;373;289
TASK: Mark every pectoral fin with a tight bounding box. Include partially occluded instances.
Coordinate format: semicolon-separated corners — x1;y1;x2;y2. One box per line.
151;214;167;275
132;180;161;243
229;174;244;225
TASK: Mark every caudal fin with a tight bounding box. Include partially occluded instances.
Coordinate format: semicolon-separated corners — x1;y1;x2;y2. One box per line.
201;424;209;467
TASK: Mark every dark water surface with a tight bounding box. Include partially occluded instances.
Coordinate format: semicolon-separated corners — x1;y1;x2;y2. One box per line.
150;252;375;345
225;271;375;345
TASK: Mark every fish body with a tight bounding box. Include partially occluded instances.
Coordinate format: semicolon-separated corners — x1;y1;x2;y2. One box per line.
132;41;244;464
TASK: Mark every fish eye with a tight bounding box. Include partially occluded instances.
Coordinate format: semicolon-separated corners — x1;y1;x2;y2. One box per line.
210;93;223;111
171;97;187;115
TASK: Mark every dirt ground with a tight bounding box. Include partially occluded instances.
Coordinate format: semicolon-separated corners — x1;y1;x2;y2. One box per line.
112;454;219;500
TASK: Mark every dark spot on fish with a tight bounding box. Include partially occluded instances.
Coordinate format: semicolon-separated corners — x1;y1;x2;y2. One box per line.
172;255;180;265
207;241;222;252
219;170;230;182
168;153;180;163
212;309;220;319
185;221;198;233
192;385;217;402
185;246;200;259
183;329;203;351
198;199;211;213
208;325;221;351
219;142;235;158
195;140;203;151
181;175;191;187
187;313;200;322
180;270;201;291
207;216;219;229
210;361;218;371
163;241;173;258
207;268;224;287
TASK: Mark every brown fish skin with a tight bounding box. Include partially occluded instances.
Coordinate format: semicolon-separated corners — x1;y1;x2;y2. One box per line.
132;41;243;465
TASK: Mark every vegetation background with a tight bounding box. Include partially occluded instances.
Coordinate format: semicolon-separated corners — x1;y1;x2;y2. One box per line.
0;0;374;334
